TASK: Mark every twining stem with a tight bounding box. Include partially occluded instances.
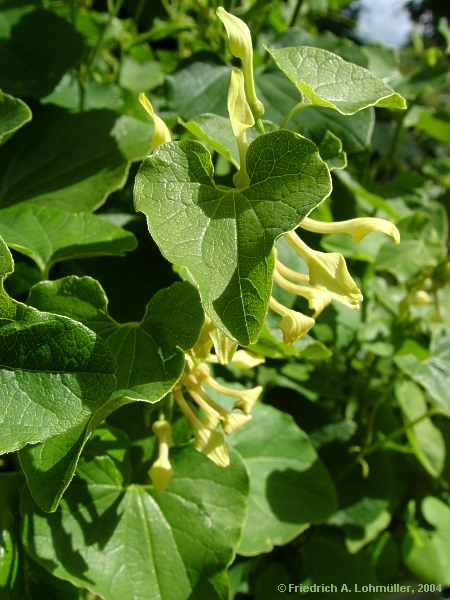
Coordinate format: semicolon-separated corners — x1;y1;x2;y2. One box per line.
281;100;308;129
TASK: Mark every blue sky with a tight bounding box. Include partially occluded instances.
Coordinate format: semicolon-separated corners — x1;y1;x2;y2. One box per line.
356;0;414;47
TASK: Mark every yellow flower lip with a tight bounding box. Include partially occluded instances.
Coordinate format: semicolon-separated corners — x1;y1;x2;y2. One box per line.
300;216;400;244
286;231;363;310
149;458;173;492
228;68;254;139
139;93;171;148
269;296;315;344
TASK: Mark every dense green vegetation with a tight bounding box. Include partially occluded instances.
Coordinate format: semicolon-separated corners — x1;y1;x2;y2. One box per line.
0;1;449;598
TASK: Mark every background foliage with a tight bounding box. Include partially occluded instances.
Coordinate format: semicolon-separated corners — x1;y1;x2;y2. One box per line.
0;0;449;598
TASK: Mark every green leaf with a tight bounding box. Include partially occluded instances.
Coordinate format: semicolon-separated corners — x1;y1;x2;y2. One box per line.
0;237;116;458
376;209;446;282
413;111;450;144
268;46;406;115
395;331;450;413
318;130;347;170
134;130;331;345
0;7;84;99
0;106;152;212
22;276;204;511
396;380;445;478
0;204;136;273
256;71;375;152
298;533;379;598
404;497;450;585
181;114;240;167
120;57;164;93
167;62;230;119
0;90;31;145
230;404;337;556
23;448;249;600
327;452;401;553
42;74;124;112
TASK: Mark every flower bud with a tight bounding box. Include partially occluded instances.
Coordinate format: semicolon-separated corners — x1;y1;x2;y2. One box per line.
286;232;363;310
269;296;315;344
149;419;173;492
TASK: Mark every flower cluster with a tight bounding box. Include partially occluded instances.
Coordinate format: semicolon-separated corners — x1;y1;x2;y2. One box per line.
269;219;399;344
149;325;263;491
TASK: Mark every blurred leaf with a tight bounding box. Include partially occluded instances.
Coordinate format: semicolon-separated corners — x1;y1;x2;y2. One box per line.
396;380;445;477
395;331;450;413
120;57;164;93
0;7;84;99
404;497;450;585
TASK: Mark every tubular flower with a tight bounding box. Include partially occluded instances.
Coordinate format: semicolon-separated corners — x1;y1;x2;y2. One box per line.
299;216;400;244
139;93;171;148
149;419;174;491
227;68;254;188
286;231;363;309
273;263;332;318
216;6;264;120
173;358;263;467
269;296;315;344
268;212;400;345
174;388;230;467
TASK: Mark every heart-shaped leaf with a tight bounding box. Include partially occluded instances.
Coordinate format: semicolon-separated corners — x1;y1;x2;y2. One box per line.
0;204;137;273
268;46;406;115
0;239;116;458
23;447;249;600
21;276;204;511
0;90;31;145
134;130;331;345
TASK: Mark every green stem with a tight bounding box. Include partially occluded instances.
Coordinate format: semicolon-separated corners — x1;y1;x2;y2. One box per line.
281;100;307;129
289;0;304;27
361;407;447;457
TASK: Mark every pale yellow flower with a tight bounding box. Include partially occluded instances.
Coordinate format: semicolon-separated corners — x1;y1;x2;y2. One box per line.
230;349;265;369
300;216;400;244
269;296;315;344
286;232;363;310
139;93;171;148
149;419;173;492
174;389;230;467
273;266;332;317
